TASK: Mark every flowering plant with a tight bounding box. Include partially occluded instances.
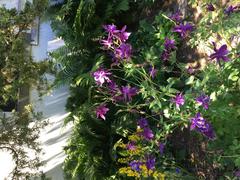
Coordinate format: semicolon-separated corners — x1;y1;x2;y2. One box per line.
89;11;224;178
56;1;239;179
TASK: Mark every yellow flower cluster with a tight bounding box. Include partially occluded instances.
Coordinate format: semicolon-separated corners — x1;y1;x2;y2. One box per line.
118;167;140;178
139;164;153;177
117;142;126;148
128;147;141;155
139;165;166;180
153;171;166;180
117;157;130;163
119;166;166;180
128;134;140;142
116;130;166;179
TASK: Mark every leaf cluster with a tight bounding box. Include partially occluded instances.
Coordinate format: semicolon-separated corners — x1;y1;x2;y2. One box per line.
0;1;49;179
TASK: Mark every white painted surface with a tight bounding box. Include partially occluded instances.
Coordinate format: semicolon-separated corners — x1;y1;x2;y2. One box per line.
30;20;71;180
31;21;55;62
0;151;15;179
0;0;20;10
48;38;65;52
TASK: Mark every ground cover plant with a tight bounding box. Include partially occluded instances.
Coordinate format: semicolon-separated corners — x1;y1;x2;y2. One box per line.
49;0;239;179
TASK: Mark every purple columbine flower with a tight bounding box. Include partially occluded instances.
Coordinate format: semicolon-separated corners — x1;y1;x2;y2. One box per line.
172;93;185;109
190;113;215;139
196;94;210;109
170;11;182;23
118;25;131;42
173;23;193;38
108;81;118;93
176;168;181;174
206;3;215;11
142;127;154;141
210;42;230;62
100;38;113;49
137;117;148;128
164;38;176;50
129;161;143;172
107;81;124;102
224;5;237;16
161;50;171;61
145;155;156;170
103;24;118;35
114;43;132;60
149;66;158;79
93;68;111;86
158;143;165;155
126;141;136;151
234;170;240;177
187;66;195;74
121;85;138;102
96;104;109;120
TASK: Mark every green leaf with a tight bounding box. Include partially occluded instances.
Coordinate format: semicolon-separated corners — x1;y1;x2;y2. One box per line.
234;158;240;167
210;91;217;101
115;0;129;13
118;150;129;157
113;139;124;151
75;73;92;86
185;75;195;85
228;70;239;82
167;77;179;86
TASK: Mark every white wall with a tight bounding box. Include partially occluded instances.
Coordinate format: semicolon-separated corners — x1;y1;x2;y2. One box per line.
30;20;71;180
0;0;20;10
0;151;15;179
31;21;55;61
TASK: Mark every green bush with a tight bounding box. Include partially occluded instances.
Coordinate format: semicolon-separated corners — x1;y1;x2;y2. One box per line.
49;0;239;179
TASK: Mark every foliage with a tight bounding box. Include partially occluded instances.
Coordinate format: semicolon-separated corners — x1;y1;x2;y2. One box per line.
47;1;161;179
47;0;131;87
0;1;48;179
50;0;239;179
187;1;240;178
0;6;48;105
189;0;240;52
0;106;46;179
47;0;156;87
